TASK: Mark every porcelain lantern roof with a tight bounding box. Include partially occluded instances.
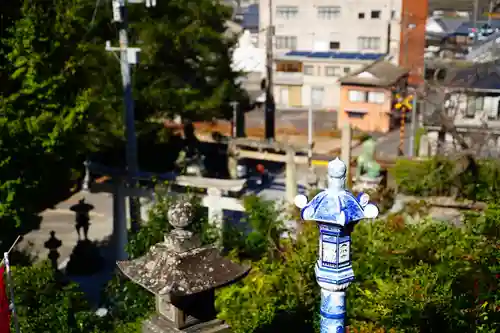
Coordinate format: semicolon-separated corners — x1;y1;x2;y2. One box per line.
294;158;379;226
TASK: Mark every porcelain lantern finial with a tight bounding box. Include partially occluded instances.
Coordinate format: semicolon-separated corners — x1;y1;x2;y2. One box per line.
294;158;378;226
327;157;347;194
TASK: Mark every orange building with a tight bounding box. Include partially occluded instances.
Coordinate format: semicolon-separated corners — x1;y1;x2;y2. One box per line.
338;61;408;133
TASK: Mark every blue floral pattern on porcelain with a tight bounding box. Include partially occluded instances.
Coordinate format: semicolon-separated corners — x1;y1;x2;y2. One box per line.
320;289;346;333
294;157;379;226
293;158;379;333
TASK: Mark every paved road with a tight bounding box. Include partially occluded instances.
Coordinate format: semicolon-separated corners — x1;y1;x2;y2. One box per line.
365;124;412;159
20;160;314;263
245;109;415;159
246;109;337;133
17;192;115;266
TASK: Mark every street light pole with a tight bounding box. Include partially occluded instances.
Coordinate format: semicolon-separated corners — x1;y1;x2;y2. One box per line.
109;0;155;232
118;2;140;231
265;0;275;141
230;101;238;138
308;87;313;167
408;92;418;158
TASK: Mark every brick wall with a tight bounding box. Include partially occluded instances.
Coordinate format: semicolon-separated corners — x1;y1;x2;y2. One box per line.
400;0;428;86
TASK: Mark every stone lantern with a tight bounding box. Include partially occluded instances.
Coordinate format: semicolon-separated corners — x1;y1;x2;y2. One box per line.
117;199;250;332
294;158;379;332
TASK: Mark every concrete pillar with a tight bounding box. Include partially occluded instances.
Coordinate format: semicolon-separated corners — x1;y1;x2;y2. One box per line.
206;188;224;229
140;194;155;222
285;148;297;204
205;187;224;246
113;180;128;261
418;134;430;157
227;143;238;179
341;124;352;188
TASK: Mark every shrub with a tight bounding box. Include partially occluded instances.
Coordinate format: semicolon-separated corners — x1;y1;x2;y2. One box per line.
12;261;99;332
216;207;500;333
390;158;500;202
223;195;287;260
216;222;320;333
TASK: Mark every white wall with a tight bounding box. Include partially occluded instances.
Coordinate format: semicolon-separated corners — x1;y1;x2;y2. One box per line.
259;0;402;60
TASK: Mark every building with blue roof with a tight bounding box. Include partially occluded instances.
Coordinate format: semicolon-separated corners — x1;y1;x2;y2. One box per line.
256;0;426;111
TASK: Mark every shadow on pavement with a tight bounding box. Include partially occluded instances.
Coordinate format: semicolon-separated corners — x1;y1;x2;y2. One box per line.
66;239;106;276
65;237;115;307
44;230;62;271
70;198;95;241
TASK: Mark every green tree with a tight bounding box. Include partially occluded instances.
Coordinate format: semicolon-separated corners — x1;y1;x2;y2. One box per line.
0;0;244;241
128;0;247;122
0;0;99;233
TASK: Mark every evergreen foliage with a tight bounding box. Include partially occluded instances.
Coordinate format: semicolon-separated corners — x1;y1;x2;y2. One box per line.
0;0;245;250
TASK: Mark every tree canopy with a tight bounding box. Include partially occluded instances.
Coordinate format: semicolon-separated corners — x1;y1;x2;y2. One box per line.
0;0;245;239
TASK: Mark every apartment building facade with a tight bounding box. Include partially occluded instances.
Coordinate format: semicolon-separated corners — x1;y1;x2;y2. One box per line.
258;0;427;109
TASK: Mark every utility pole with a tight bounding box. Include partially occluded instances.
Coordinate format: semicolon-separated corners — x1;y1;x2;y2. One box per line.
265;0;275;141
488;0;495;26
473;0;479;42
108;0;154;232
230;101;238;137
408;92;418;158
308;87;313;167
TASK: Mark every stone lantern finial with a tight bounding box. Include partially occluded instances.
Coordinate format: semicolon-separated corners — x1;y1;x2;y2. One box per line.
164;199;199;252
167;200;194;229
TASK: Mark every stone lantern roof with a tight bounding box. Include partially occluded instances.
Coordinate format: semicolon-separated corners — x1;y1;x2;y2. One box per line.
117;200;250;298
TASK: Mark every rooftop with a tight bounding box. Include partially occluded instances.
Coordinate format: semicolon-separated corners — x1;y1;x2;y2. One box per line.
339;60;408;87
241;4;258;31
429;0;495;13
445;61;500;91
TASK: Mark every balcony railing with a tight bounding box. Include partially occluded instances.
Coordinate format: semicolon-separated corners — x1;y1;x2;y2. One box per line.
274;71;303;85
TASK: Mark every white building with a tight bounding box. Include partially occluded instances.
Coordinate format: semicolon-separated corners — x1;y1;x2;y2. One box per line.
257;0;426;110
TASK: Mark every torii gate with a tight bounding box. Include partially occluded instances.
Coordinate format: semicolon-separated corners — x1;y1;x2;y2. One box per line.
82;161;246;261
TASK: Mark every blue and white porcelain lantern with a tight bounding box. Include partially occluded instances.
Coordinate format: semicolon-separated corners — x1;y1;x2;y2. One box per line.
294;157;379;333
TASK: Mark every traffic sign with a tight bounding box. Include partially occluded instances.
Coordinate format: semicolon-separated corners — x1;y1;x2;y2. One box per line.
395;94;413;110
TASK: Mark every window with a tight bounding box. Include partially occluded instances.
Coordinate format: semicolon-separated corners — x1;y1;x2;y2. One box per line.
343;67;351;74
371;10;381;19
276;62;301;72
358;36;381;50
493;99;500;120
275;36;297;49
317;6;341;19
325;66;340;76
475;96;484;110
311;86;325;106
304;65;314;75
358;12;365;19
348;90;367;102
329;41;340;50
346;111;366;118
276;6;298;19
485;96;500;120
368;91;385;104
465;96;482;118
